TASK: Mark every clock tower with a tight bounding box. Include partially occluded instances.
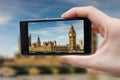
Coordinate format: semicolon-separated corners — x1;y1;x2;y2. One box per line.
69;24;76;51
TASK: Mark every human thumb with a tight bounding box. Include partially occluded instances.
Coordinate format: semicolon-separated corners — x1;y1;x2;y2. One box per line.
59;55;95;69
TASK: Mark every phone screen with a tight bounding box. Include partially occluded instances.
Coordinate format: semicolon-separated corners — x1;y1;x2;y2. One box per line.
28;20;84;53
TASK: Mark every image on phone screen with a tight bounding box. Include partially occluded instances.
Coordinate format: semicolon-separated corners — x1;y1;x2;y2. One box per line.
28;20;84;53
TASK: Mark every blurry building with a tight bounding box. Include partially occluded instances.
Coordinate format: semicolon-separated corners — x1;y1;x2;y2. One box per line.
3;24;84;66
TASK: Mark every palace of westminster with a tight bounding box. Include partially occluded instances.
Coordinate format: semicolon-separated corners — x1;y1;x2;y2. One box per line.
29;24;84;52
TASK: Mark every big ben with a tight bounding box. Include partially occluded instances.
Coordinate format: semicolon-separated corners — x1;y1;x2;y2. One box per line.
69;24;76;51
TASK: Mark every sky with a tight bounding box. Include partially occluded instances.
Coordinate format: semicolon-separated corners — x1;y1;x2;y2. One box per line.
0;0;120;58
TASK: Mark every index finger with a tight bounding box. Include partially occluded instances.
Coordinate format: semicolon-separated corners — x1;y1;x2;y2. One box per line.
61;6;109;29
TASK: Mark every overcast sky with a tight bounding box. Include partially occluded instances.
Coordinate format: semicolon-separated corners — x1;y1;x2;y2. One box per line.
0;0;120;57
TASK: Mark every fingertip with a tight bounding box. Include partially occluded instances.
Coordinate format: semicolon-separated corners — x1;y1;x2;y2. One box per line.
61;9;73;18
61;14;65;18
61;13;68;18
59;56;67;62
59;56;74;63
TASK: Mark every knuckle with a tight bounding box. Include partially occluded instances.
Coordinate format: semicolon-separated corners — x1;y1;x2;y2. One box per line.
71;7;79;10
115;18;120;23
111;17;120;25
86;6;96;16
88;6;96;10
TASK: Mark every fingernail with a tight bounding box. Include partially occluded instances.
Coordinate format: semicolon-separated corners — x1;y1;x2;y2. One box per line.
61;13;65;18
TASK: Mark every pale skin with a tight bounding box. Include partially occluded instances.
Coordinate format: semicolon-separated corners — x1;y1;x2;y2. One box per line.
60;6;120;77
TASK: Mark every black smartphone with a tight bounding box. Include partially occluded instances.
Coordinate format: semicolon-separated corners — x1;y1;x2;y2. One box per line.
20;18;91;55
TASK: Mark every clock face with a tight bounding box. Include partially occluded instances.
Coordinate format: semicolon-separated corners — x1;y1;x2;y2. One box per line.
69;33;72;36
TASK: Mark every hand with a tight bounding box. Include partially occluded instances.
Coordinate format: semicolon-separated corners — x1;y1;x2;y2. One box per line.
60;6;120;77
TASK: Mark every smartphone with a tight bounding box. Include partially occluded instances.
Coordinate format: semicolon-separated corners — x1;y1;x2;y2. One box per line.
20;18;91;55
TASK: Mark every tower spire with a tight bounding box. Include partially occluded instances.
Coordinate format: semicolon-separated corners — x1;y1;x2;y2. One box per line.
36;35;41;47
38;35;40;40
70;24;75;32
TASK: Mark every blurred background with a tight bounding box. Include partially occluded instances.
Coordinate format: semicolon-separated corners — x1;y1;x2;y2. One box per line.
0;0;120;80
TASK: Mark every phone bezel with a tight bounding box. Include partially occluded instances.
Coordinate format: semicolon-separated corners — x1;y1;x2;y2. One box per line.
20;18;91;55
